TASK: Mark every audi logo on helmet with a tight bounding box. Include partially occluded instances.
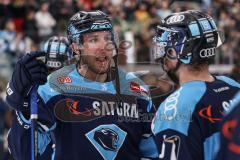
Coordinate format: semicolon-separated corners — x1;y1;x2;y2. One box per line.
199;47;215;58
47;61;62;68
166;15;185;24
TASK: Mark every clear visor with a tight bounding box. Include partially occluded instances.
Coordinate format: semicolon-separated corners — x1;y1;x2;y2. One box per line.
152;26;182;61
152;38;167;61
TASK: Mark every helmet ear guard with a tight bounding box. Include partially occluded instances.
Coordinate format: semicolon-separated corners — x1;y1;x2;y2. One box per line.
165;48;178;60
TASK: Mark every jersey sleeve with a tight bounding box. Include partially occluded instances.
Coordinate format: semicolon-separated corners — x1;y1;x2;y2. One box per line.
7;80;59;159
124;71;159;159
7;110;54;160
139;96;158;159
139;134;159;159
137;78;159;159
11;81;58;131
216;76;240;88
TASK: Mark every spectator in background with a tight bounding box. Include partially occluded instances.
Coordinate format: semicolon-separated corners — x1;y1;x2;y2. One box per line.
35;1;56;41
10;32;33;58
50;0;75;20
23;7;39;43
122;0;137;21
0;19;16;55
133;2;152;62
156;0;172;19
10;0;27;33
74;0;92;11
49;0;76;34
0;18;33;70
134;2;150;22
0;0;12;30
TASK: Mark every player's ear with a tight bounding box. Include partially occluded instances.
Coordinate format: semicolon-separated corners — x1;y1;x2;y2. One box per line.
71;43;81;55
166;48;177;60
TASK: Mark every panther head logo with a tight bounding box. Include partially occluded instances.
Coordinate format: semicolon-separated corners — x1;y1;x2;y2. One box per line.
94;128;119;151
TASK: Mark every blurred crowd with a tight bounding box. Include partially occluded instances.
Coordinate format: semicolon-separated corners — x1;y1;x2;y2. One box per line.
0;0;239;159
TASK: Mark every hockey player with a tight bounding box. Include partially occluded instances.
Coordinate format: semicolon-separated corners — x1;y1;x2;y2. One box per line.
6;35;72;160
151;10;240;160
6;11;157;160
216;92;240;160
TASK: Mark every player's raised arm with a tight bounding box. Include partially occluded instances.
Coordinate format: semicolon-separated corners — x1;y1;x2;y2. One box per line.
6;36;72;160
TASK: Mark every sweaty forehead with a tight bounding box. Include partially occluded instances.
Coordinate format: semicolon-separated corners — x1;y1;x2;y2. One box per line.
83;30;112;39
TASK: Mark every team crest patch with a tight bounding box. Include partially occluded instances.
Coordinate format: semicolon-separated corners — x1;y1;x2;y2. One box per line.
85;124;127;160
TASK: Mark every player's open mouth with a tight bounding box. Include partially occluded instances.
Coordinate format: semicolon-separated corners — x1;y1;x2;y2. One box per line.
96;56;109;63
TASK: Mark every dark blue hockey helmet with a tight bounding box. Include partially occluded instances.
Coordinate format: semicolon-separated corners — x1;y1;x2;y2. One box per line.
43;36;73;70
152;10;224;64
67;10;115;44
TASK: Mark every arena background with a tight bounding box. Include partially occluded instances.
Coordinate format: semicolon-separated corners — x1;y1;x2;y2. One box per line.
0;0;239;159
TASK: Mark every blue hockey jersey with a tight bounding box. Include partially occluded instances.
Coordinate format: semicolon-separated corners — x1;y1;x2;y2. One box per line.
151;76;240;160
7;64;158;160
216;91;240;160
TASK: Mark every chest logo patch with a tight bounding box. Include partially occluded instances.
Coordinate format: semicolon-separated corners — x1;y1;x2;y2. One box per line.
85;124;127;160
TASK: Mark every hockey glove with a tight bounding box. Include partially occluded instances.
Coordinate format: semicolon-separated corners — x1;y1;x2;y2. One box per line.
6;51;48;110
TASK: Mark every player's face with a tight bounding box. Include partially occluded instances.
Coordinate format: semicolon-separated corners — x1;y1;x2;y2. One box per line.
81;31;114;74
162;49;178;72
162;49;180;84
